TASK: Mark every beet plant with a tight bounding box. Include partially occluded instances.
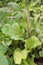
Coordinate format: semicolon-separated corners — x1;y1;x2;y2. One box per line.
0;0;43;65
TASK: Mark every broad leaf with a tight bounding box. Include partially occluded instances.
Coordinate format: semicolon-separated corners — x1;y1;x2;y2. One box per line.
0;7;8;12
0;43;8;54
21;60;29;65
21;49;28;59
25;36;42;50
0;54;9;65
13;48;28;64
39;49;43;57
2;38;12;46
8;57;15;65
2;23;24;40
13;48;22;64
8;2;20;11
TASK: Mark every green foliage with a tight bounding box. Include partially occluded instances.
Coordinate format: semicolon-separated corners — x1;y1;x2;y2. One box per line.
0;54;9;65
2;23;24;40
0;0;43;65
27;55;37;65
21;60;29;65
0;43;8;54
13;48;28;64
39;48;43;57
25;36;42;50
14;48;22;64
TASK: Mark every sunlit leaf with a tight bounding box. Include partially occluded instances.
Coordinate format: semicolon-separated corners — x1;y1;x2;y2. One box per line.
2;23;24;40
25;36;42;50
13;48;22;64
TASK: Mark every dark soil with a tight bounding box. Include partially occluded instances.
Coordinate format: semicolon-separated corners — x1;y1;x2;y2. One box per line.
35;58;43;65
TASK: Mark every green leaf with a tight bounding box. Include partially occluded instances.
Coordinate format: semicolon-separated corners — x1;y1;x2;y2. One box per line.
0;54;9;65
28;55;37;65
0;7;8;12
39;49;43;57
2;38;12;46
21;60;29;65
15;12;22;19
0;1;3;6
13;48;22;64
25;36;42;50
0;0;43;65
8;2;20;11
8;57;15;65
0;32;5;40
0;12;8;19
0;43;8;54
2;23;24;40
13;48;28;64
21;49;28;59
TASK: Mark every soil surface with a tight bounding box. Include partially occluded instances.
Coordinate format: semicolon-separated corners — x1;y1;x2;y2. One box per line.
35;58;43;65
